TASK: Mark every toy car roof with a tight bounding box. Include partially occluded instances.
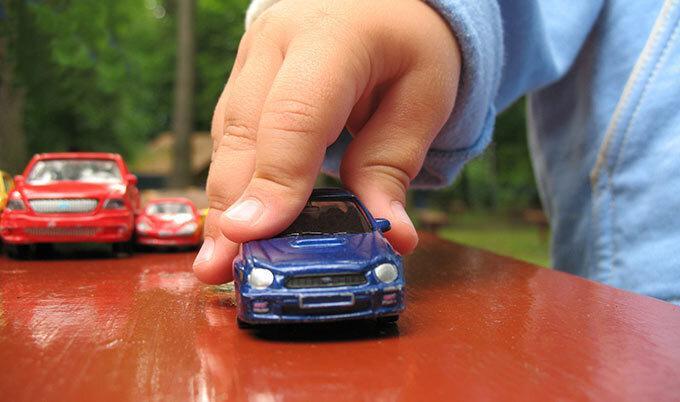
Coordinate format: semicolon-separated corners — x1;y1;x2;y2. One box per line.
310;188;357;199
32;152;123;160
146;197;195;205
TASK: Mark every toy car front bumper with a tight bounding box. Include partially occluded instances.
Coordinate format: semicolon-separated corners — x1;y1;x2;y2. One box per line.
237;285;405;324
137;233;201;247
0;212;133;244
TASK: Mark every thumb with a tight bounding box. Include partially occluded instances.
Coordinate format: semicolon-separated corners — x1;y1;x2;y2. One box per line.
340;129;421;254
340;72;456;254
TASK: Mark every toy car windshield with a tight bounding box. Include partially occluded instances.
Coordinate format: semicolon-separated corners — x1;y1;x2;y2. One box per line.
27;159;122;184
147;202;191;215
276;199;371;237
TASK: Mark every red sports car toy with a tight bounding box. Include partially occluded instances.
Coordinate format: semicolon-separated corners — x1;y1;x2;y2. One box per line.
135;198;202;248
0;152;140;258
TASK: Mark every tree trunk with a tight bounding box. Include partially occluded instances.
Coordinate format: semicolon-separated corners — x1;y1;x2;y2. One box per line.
0;37;27;175
171;0;195;188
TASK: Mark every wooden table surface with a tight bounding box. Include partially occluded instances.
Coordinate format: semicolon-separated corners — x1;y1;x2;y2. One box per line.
1;233;679;402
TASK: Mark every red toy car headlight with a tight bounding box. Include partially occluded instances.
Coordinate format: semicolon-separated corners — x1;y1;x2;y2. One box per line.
103;198;126;210
6;192;26;211
136;220;152;234
176;222;198;236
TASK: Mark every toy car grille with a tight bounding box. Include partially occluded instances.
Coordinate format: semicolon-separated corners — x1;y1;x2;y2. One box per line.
285;273;367;289
24;227;99;236
29;199;99;214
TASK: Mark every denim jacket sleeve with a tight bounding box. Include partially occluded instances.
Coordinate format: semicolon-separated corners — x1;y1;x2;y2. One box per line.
244;0;604;187
415;0;604;187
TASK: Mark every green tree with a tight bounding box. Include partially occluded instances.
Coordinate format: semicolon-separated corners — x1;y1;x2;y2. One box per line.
428;99;537;212
0;0;29;173
1;0;175;165
171;0;195;187
1;0;247;177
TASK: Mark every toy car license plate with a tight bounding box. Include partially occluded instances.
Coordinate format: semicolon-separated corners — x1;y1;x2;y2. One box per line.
299;294;355;308
158;230;173;237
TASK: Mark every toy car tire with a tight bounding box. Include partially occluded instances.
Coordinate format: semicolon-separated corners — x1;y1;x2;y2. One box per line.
35;243;54;258
236;317;253;329
111;241;134;257
377;315;399;324
5;244;32;260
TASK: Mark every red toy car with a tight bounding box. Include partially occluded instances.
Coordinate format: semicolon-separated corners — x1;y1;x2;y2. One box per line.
135;198;202;248
0;152;139;258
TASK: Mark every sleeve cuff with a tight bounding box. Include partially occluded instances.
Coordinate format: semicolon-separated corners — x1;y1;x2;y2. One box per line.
245;0;281;29
414;0;503;188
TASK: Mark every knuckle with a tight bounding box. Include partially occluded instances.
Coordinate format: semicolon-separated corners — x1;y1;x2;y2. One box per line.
206;184;237;212
206;166;248;211
252;161;309;197
346;161;413;196
206;193;231;213
260;98;321;138
249;7;288;38
214;117;257;154
224;119;256;141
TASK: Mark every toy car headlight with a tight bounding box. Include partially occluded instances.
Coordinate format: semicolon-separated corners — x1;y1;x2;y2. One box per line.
248;268;274;289
6;193;26;211
374;263;398;283
136;221;152;234
104;198;126;210
177;222;198;235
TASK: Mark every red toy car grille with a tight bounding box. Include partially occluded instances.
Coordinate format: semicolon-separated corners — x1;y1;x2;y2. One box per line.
24;227;99;237
29;199;99;214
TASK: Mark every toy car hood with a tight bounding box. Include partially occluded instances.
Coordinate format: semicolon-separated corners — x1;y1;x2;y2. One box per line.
142;213;195;227
243;231;393;272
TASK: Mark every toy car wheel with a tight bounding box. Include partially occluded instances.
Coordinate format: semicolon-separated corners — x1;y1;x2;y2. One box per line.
377;315;399;325
236;317;253;329
5;244;32;260
35;243;54;258
111;241;134;257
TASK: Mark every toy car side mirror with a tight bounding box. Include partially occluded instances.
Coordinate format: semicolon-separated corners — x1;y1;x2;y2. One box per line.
14;175;24;186
375;218;391;233
126;174;138;186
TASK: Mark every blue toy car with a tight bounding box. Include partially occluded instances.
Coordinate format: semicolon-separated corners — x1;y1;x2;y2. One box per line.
233;188;405;327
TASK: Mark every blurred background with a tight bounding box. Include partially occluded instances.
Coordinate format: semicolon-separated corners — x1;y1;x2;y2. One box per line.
0;0;549;266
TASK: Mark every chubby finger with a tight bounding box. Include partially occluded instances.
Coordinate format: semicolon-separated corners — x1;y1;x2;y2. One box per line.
193;37;284;283
340;70;457;254
220;39;366;243
193;211;240;284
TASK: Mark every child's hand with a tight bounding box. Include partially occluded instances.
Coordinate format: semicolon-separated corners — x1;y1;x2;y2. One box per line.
193;0;460;283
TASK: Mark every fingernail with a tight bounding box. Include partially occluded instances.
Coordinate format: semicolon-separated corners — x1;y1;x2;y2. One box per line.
224;197;264;223
194;237;215;266
391;201;413;226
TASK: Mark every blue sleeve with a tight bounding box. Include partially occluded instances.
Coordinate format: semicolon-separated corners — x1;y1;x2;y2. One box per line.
323;0;604;187
417;0;604;187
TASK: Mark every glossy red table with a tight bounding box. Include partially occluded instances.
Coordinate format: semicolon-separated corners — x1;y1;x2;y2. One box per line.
1;233;679;401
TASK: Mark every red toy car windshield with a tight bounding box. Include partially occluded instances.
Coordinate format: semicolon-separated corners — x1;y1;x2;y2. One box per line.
276;199;371;237
146;203;191;215
27;159;122;185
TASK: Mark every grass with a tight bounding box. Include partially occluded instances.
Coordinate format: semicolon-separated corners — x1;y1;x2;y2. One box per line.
436;211;551;267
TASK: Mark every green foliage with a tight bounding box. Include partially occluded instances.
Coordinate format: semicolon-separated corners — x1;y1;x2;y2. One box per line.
493;100;539;208
195;0;248;130
438;212;550;267
427;99;539;212
4;0;541;214
8;0;174;158
5;0;246;162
